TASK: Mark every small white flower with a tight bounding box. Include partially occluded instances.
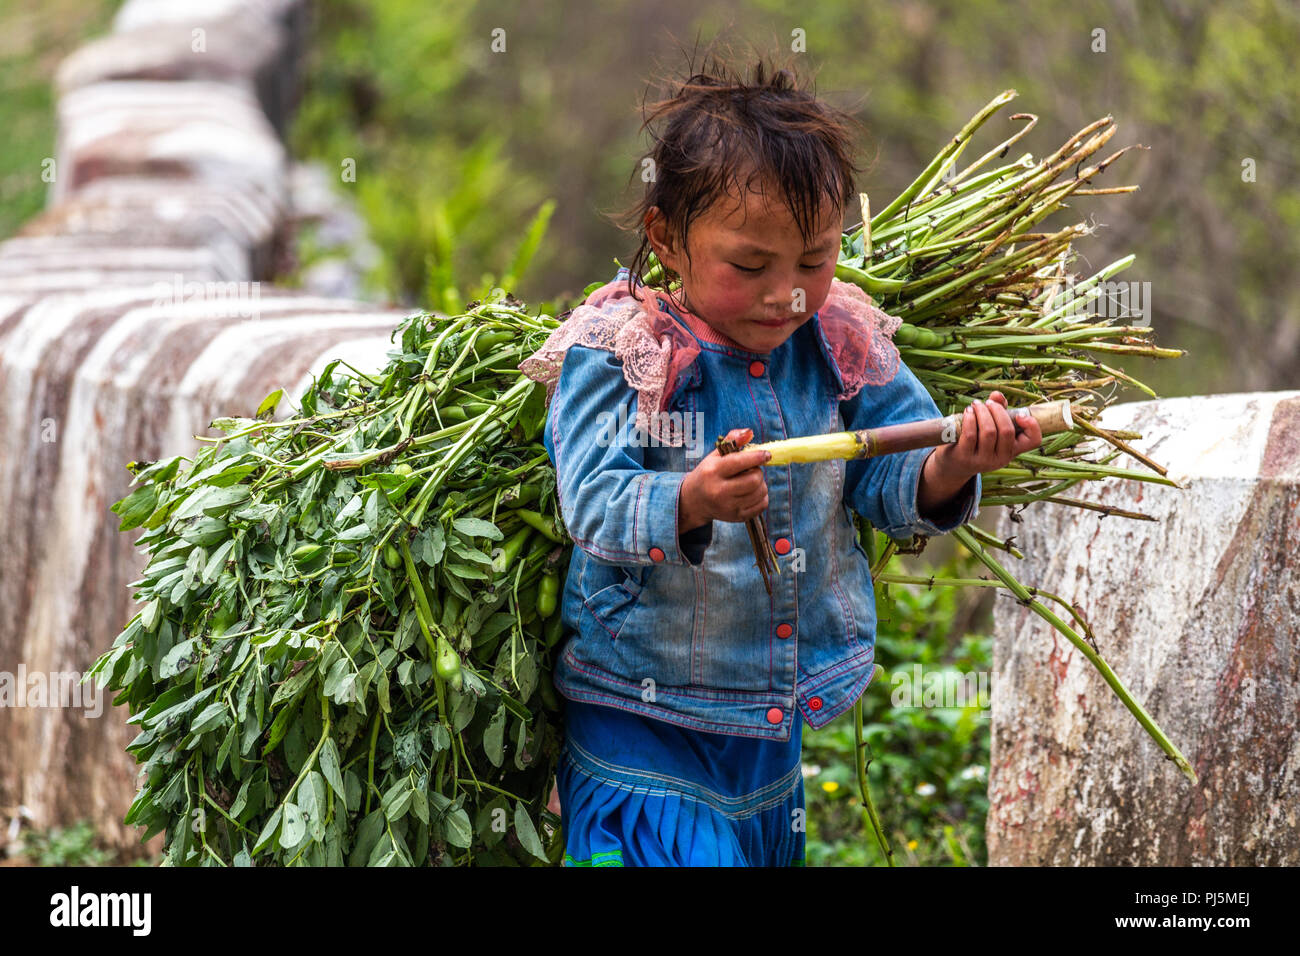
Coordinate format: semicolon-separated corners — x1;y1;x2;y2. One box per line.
802;763;822;777
915;782;936;797
960;765;987;781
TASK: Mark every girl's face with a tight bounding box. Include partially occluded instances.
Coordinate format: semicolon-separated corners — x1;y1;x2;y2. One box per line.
646;182;843;354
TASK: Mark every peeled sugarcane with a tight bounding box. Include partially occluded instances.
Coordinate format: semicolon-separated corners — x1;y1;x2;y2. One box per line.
749;399;1075;466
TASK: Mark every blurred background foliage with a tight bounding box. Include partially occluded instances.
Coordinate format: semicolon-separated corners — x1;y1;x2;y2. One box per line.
282;0;1299;399
0;0;118;237
1;0;1296;866
4;0;1296;393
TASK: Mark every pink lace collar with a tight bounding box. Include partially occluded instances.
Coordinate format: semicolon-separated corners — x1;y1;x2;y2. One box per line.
518;272;903;447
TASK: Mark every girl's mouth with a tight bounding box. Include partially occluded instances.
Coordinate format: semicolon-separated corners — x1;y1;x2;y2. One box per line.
753;316;795;328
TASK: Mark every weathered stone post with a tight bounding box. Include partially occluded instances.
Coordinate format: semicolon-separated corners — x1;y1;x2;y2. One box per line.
988;391;1300;865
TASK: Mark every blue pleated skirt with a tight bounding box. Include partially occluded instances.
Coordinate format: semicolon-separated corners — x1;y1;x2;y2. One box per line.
555;697;806;867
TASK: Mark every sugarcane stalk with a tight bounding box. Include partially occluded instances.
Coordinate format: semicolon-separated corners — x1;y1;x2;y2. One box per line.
747;400;1074;467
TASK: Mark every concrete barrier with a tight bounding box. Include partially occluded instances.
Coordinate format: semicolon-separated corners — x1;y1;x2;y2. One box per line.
0;0;413;858
988;390;1300;865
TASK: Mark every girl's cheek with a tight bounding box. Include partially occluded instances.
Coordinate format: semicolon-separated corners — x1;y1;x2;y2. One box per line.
796;270;835;317
715;287;753;317
703;271;755;316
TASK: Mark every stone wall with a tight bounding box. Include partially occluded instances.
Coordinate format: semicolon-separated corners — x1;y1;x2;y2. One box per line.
987;391;1300;865
0;0;404;857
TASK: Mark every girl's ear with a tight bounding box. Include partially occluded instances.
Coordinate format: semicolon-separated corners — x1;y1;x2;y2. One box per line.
644;207;679;271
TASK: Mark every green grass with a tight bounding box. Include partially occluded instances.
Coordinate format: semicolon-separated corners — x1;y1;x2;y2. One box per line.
0;0;120;237
9;819;166;866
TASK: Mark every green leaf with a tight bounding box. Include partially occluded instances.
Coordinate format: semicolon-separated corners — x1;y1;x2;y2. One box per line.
421;525;445;566
513;714;531;770
322;657;351;699
253;806;283;855
394;730;421;770
229;777;252;820
452;517;503;541
514;651;538;700
280;802;307;849
445;808;473;848
272;661;318;707
336;494;363;524
443;571;473;602
335;523;372;542
476;795;509;848
447;538;495;566
368;834;397;867
319;738;347;807
382;777;414;823
348;809;385;867
428;723;451;753
473;612;517;649
513;802;547;861
483;704;506;767
262;698;298;754
445;561;489;581
257;389;284;417
202;539;235;584
514;381;548;441
158;639;200;680
392;608;419;654
300;771;328;842
190;701;228;735
411;787;429;826
450;689;476;733
141;597;161;633
113;483;159;532
173;485;251;520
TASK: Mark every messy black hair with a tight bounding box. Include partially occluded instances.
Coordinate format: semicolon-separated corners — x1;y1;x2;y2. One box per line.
607;43;869;305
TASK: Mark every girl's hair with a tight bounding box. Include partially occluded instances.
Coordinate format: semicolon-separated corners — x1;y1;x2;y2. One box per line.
607;47;869;304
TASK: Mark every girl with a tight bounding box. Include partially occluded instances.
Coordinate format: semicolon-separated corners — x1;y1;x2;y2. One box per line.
519;56;1040;866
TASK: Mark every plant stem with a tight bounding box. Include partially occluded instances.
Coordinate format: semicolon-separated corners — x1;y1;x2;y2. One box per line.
951;526;1197;784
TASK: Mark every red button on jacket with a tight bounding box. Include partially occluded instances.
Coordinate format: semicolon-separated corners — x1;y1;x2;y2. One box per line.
766;707;783;724
809;697;823;711
776;623;793;639
648;547;665;562
748;360;765;377
774;537;792;555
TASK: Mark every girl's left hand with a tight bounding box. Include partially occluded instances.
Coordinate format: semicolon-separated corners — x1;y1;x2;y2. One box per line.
936;391;1042;478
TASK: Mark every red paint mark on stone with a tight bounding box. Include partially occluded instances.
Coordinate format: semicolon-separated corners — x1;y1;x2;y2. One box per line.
1047;633;1071;686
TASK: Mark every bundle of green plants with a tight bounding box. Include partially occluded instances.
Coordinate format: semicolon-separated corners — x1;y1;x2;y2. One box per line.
89;296;572;866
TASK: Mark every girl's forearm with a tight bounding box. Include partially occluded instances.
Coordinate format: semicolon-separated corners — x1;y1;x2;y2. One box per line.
918;446;974;516
677;472;709;533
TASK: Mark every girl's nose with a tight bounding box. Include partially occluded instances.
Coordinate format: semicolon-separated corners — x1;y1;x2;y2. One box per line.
762;272;801;311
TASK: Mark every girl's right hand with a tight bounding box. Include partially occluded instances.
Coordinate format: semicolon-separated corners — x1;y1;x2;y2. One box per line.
679;427;771;529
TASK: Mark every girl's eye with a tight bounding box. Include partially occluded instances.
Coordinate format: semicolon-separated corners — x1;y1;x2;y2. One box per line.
730;261;827;274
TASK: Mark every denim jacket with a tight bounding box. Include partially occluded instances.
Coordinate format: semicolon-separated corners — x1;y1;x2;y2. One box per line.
542;280;981;741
